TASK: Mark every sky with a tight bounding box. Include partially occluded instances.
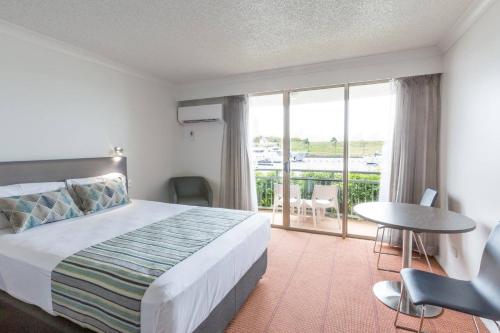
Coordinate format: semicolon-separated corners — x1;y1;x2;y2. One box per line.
249;82;395;142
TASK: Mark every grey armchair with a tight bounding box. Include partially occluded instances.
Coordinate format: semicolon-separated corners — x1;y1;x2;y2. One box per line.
167;176;213;207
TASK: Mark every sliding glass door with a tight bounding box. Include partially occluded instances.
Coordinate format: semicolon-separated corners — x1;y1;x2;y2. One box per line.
347;82;394;238
249;93;285;227
249;81;394;239
288;87;345;235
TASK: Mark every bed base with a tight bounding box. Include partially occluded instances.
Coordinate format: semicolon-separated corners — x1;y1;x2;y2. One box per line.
0;250;267;333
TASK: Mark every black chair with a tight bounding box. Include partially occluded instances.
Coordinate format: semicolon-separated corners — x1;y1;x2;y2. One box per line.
167;176;213;207
374;188;438;272
395;223;500;333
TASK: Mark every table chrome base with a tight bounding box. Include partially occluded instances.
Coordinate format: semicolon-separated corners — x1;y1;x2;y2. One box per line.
373;281;442;318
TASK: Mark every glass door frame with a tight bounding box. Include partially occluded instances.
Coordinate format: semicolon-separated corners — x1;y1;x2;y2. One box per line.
283;84;347;238
251;79;389;240
344;79;390;240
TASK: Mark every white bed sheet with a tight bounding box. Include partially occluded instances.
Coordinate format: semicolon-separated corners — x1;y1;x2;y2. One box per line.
0;200;270;333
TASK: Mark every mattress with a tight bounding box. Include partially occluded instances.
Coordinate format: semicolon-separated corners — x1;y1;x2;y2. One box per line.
0;200;270;333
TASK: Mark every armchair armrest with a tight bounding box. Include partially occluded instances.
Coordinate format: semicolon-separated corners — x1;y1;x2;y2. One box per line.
167;179;178;204
202;178;213;207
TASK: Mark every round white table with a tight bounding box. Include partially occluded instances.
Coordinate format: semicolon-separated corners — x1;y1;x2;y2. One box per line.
354;202;476;318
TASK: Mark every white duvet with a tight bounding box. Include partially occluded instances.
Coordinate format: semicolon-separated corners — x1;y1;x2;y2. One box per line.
0;200;270;333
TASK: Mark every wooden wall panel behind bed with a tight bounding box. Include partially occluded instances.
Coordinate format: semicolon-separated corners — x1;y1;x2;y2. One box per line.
0;157;127;186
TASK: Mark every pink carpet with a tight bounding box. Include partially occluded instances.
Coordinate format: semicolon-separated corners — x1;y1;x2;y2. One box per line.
226;228;486;333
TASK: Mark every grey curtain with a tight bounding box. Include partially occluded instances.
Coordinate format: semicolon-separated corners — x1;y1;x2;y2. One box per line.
219;95;257;211
389;74;441;255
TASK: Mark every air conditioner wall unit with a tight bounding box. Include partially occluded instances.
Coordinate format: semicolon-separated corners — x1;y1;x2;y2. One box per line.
177;104;223;124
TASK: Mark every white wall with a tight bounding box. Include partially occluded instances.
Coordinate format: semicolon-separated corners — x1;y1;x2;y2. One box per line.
174;122;224;206
439;1;500;330
172;98;224;206
0;24;177;202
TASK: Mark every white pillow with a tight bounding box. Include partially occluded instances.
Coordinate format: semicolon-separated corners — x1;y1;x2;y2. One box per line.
66;173;127;188
0;182;66;229
66;173;128;208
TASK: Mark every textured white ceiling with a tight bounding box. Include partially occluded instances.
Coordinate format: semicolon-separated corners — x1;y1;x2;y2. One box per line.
0;0;472;83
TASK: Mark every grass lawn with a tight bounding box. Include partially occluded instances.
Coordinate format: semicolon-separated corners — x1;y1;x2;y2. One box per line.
253;137;384;157
291;139;383;157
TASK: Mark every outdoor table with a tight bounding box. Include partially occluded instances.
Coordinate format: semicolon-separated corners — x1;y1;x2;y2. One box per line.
354;202;476;318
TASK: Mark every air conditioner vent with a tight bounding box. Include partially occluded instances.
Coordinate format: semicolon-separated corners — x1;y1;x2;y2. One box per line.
177;104;223;124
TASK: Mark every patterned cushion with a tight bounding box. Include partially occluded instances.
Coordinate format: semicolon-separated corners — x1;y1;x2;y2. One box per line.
0;188;84;233
72;178;130;214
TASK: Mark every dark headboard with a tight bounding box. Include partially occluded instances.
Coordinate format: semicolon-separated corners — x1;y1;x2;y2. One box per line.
0;157;127;186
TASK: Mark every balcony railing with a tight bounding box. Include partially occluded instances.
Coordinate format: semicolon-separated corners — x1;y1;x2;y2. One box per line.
255;169;380;217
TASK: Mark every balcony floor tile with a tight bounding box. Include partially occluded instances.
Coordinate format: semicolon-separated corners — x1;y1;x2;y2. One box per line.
258;210;378;238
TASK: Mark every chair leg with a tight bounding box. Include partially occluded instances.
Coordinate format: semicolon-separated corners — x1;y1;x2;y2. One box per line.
394;282;427;333
394;286;403;327
376;228;385;268
413;232;423;256
373;226;381;253
377;227;401;273
317;208;322;224
272;204;276;224
472;315;480;333
417;234;433;273
335;205;341;229
312;207;317;227
417;306;426;333
374;228;401;256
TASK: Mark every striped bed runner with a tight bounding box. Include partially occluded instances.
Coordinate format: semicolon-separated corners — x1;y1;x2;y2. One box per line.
51;207;255;333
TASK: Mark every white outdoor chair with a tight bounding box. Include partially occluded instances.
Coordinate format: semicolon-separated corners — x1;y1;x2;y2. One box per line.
302;184;341;228
272;184;302;223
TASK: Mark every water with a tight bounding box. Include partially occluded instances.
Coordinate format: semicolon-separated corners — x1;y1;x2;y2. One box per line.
254;157;381;173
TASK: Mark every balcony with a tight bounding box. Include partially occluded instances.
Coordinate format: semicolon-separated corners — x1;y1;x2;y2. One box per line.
256;169;380;237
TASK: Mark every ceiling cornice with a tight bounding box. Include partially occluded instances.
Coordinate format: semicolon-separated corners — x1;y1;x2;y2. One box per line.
438;0;497;52
180;47;442;89
0;19;174;88
176;46;443;100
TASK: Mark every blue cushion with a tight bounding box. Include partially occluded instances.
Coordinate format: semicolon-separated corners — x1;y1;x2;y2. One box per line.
0;188;83;233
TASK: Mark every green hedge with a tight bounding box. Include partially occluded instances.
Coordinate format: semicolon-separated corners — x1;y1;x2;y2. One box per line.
255;171;380;215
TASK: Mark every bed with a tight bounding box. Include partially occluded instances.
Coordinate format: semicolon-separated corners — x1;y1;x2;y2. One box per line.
0;157;269;333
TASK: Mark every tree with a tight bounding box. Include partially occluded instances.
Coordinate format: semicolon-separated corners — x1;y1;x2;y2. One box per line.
303;138;310;152
330;137;338;156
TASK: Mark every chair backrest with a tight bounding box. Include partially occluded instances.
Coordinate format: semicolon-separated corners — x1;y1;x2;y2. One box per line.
312;184;338;202
290;184;301;199
473;223;500;314
170;176;209;197
420;188;438;207
273;183;301;199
